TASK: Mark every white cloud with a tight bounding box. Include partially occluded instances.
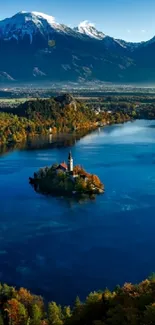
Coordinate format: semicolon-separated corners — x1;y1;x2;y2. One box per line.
141;29;146;33
127;29;131;33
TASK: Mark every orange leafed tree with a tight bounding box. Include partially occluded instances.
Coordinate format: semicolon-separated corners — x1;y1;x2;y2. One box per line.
5;298;27;325
18;287;33;306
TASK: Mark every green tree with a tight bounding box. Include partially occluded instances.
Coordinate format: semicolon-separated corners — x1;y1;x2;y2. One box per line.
74;296;81;308
30;304;42;325
48;302;63;325
63;306;71;321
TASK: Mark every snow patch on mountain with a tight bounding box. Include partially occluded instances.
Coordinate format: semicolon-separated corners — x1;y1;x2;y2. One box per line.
0;72;14;81
76;21;105;40
116;39;143;50
31;12;56;26
33;67;46;77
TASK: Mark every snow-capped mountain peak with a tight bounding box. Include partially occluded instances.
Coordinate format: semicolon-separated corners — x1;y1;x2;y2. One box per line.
1;11;60;28
75;20;105;40
0;11;68;43
31;11;61;29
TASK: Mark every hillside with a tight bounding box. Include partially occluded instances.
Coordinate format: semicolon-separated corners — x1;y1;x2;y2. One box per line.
0;94;131;145
14;94;97;130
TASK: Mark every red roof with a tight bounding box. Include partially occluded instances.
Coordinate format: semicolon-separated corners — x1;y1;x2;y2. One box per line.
58;162;68;170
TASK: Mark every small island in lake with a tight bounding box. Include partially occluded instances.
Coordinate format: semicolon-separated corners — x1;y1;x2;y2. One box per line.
29;151;104;196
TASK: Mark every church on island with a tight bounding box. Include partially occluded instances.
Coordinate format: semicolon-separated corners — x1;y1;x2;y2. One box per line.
29;150;104;196
55;151;88;181
56;151;74;174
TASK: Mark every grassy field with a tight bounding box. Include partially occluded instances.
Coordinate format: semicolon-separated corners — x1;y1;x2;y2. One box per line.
0;98;36;104
0;98;38;112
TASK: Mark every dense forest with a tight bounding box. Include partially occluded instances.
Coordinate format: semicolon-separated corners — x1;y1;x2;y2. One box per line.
0;94;131;146
1;276;155;324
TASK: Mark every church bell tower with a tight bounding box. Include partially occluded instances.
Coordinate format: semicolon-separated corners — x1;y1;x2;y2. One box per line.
68;151;73;172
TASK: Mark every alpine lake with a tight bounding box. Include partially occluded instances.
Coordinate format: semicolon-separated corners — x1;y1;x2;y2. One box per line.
0;119;155;305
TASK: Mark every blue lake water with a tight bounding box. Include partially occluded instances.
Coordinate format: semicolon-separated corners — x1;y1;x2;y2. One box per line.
0;119;155;304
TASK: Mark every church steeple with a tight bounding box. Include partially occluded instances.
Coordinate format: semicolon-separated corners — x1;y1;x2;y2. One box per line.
68;151;73;172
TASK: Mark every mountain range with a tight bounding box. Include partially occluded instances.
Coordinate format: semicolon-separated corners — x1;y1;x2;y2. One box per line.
0;11;155;83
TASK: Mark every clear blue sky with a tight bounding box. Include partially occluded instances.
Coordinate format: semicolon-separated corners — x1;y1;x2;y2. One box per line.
0;0;154;42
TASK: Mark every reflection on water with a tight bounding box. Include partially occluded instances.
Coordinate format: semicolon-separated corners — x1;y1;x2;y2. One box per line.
0;120;155;305
0;129;95;157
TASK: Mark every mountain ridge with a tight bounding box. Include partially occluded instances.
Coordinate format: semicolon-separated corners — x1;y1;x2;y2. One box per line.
0;11;155;83
0;11;153;44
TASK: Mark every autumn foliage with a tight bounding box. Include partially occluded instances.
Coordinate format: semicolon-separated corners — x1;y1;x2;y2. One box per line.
1;277;155;324
0;94;132;146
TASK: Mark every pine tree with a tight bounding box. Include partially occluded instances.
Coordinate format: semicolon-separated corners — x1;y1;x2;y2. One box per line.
73;296;83;316
75;296;81;308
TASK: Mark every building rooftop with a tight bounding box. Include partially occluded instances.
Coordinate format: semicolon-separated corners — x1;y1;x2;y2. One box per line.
58;162;68;170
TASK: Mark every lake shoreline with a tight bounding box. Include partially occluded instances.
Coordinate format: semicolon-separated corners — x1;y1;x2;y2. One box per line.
0;119;133;155
0;118;154;156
